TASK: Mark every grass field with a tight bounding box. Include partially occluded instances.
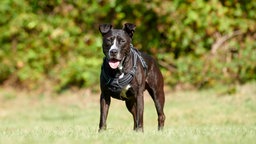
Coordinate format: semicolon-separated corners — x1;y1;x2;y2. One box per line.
0;82;255;144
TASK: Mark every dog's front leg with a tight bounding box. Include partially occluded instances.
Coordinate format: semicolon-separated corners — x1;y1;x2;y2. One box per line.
135;91;144;132
99;93;111;132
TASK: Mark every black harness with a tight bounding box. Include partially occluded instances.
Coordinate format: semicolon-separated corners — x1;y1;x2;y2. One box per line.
101;45;147;98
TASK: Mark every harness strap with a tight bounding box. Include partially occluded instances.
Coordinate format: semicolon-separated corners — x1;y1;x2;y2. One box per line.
118;51;137;86
130;45;148;71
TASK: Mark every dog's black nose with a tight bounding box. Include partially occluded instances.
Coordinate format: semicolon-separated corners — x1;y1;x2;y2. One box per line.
110;49;118;56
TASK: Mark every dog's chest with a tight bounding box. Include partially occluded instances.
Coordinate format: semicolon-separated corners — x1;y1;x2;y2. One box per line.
108;72;134;100
107;83;133;100
120;84;131;99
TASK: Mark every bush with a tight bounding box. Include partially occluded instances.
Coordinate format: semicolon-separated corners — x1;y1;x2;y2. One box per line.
0;0;255;91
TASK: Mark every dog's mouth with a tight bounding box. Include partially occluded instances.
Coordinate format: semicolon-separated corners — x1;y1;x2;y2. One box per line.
108;58;121;69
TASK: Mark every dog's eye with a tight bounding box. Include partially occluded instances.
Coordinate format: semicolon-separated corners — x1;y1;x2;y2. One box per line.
105;39;112;46
120;39;126;43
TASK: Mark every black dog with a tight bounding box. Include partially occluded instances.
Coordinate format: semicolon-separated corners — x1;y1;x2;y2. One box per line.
98;23;165;132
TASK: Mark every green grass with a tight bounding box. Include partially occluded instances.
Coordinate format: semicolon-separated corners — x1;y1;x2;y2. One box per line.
0;83;255;144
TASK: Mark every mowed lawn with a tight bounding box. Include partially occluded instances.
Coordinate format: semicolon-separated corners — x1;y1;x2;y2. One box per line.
0;83;255;144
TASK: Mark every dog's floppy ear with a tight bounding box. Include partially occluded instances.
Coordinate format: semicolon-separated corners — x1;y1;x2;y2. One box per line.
99;24;112;35
123;23;136;38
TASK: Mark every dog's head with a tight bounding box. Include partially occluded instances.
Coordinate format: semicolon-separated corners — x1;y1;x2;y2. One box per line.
99;23;136;69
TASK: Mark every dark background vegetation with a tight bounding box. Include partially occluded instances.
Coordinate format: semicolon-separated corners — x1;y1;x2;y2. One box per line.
0;0;255;92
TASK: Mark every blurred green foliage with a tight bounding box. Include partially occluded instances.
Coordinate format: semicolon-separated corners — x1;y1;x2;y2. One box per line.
0;0;255;91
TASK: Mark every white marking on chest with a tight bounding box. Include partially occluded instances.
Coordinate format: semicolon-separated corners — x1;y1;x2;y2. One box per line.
120;84;131;99
118;65;123;71
119;73;124;79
